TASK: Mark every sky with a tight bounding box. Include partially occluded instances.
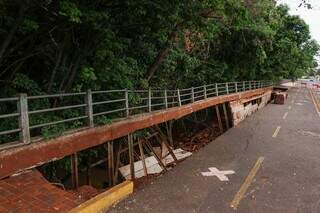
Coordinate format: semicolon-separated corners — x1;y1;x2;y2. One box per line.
277;0;320;62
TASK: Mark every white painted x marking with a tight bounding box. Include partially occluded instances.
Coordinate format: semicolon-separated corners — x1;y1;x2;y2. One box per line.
201;167;235;181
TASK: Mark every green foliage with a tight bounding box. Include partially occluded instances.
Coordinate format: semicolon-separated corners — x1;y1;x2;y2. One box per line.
21;19;39;32
1;0;318;140
41;124;67;140
13;73;41;94
59;0;82;23
95;116;113;126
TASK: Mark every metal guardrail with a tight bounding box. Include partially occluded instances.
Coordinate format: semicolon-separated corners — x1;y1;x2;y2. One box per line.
0;81;272;149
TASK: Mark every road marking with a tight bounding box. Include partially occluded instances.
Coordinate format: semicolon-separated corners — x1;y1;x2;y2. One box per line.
201;167;235;181
288;106;292;110
309;89;320;117
283;112;288;119
272;126;281;138
230;157;265;210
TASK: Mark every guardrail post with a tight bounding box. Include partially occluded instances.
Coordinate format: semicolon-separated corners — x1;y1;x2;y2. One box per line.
85;89;94;128
215;83;218;96
235;82;238;93
226;83;229;94
18;93;30;144
191;87;195;103
125;89;129;117
164;89;168;109
148;88;152;112
17;94;31;144
177;89;182;106
243;81;245;91
204;85;207;99
249;81;252;90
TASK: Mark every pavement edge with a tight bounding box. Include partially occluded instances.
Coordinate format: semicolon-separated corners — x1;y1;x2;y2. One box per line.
68;181;133;213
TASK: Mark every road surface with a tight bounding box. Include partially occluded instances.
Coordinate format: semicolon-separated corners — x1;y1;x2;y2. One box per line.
109;87;320;213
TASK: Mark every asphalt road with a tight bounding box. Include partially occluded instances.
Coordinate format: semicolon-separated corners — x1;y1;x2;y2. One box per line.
109;87;320;213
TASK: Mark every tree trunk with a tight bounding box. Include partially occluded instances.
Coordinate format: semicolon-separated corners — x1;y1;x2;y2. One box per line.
47;49;63;93
145;29;178;83
0;5;25;66
64;54;81;92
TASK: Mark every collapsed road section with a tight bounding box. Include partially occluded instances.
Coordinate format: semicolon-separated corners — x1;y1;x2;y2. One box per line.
110;86;320;213
0;85;274;212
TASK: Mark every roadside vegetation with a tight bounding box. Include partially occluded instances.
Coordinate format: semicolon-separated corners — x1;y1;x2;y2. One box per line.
0;0;318;95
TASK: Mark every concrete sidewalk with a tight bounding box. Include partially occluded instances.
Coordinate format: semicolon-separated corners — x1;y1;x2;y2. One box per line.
109;87;320;213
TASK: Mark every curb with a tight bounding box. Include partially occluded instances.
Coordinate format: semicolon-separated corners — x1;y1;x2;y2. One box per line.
68;181;133;213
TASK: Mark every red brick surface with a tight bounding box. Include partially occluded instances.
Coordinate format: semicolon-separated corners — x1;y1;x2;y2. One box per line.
71;185;99;201
0;170;85;213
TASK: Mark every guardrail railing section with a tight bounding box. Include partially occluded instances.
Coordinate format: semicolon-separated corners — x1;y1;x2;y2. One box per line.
0;80;272;149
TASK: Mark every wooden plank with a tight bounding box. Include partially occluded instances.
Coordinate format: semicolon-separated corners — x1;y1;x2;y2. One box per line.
161;138;178;164
144;139;167;171
71;153;79;189
223;103;230;129
113;143;122;184
215;105;223;133
107;141;114;186
128;134;135;180
153;126;178;164
138;139;148;176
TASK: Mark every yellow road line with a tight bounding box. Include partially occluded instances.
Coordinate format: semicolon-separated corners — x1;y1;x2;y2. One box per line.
272;126;281;138
230;157;265;210
309;89;320;116
282;112;288;120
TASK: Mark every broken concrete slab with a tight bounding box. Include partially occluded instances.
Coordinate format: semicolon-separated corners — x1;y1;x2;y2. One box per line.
119;149;192;180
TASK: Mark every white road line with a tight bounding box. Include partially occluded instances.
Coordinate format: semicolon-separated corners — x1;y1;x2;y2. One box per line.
272;126;281;138
288;106;292;110
283;112;288;120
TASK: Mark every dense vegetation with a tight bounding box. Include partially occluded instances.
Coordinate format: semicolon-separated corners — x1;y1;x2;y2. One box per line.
0;0;318;96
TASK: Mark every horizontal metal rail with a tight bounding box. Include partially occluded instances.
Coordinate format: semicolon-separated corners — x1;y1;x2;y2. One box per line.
0;113;19;119
30;115;88;129
0;97;19;102
28;92;86;100
0;128;21;136
28;104;87;115
92;99;126;106
0;80;272;149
